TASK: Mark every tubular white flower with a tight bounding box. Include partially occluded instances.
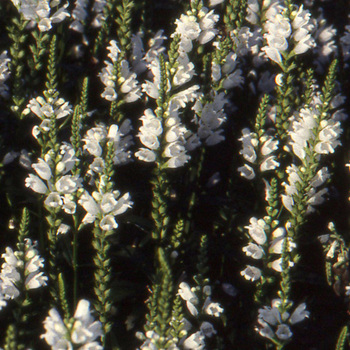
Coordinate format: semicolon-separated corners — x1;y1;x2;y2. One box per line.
245;217;267;245
25;174;48;194
240;265;261;281
183;331;205;350
238;164;255;180
200;322;217;337
242;243;264;259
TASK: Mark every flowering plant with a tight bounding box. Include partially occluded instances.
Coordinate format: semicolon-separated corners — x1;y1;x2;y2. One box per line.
0;0;349;349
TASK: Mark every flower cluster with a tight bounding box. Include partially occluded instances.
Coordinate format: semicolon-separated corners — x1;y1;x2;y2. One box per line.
241;218;296;281
99;40;141;102
257;299;309;342
238;128;279;180
41;299;103;350
83;120;133;171
0;239;47;308
135;109;162;163
23;93;72;138
78;185;132;231
25;146;82;214
172;6;219;53
69;0;89;33
135;105;191;168
91;0;106;28
262;4;315;64
131;30;167;75
193;93;226;147
11;0;70;32
281;165;330;214
341;24;350;63
211;52;244;90
178;282;223;348
288;106;342;160
0;51;10;98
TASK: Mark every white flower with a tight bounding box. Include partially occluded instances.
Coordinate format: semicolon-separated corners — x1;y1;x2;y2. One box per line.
245;217;267;245
222;69;244;89
242;243;264;259
55;175;82;194
24;95;72;119
57;223;70;235
257;299;309;341
135;148;157;162
198;8;219;45
240;265;261;281
78;190;132;228
25;174;48;194
275;324;292;340
71;300;103;345
238;164;255;180
32;158;52;180
44;192;63;208
289;303;309;324
200;322;217;337
99;214;118;231
173;54;196;86
183;331;205;350
178;282;198;304
173;14;201;52
203;302;224;317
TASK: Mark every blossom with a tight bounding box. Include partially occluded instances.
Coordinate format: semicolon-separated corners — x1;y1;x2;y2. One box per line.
240;265;261;281
83;122;133;165
200;321;216;337
242;243;264;259
12;0;70;32
245;217;267;245
183;331;205;350
25;174;48;194
238;128;279;179
142;57;162;99
178;282;199;316
173;54;196;86
91;0;106;27
203;301;224;317
238;164;255;180
41;299;103;349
